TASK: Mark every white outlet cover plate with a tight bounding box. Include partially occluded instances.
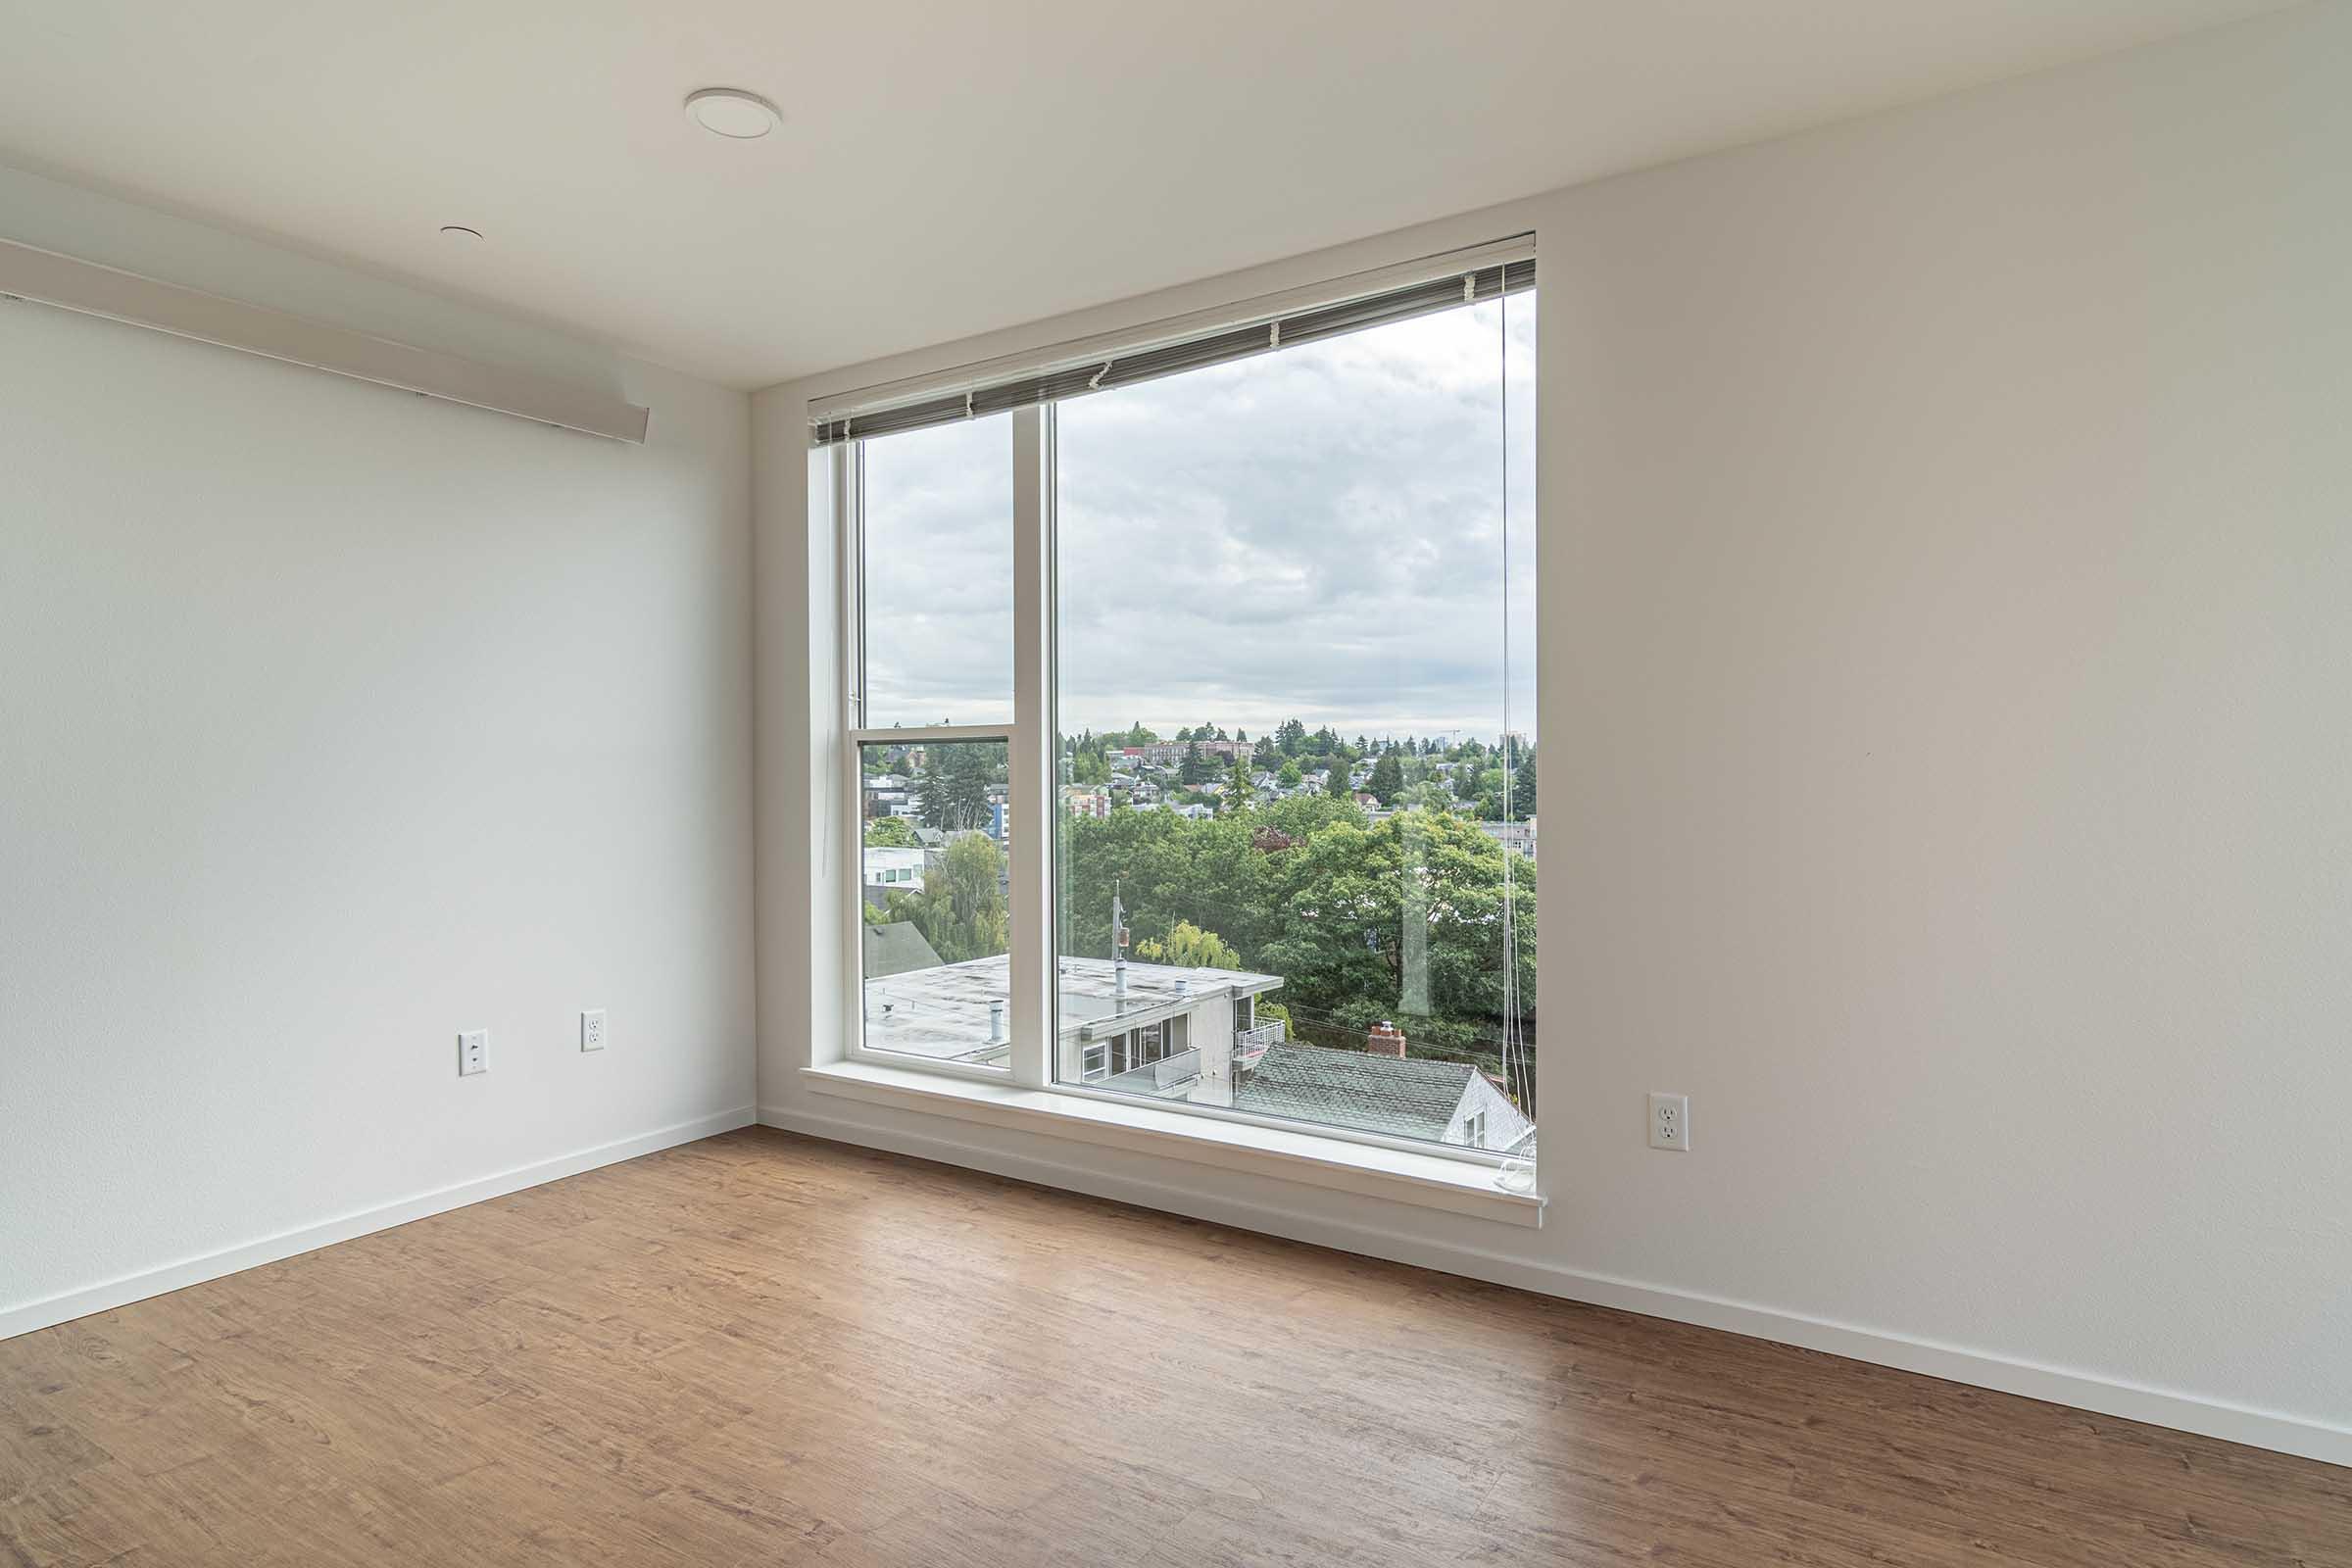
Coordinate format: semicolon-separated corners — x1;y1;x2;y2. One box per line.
459;1029;488;1076
1648;1091;1689;1151
580;1008;607;1052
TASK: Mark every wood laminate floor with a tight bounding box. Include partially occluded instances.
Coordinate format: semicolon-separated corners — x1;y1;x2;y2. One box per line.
1;1127;2343;1566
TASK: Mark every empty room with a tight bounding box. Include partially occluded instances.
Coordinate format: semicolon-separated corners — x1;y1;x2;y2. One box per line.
3;2;2348;1562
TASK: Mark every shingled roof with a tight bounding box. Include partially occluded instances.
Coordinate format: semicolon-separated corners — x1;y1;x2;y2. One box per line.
861;921;943;979
1233;1042;1479;1142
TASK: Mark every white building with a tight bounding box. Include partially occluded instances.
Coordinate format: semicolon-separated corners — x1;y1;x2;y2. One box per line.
860;846;926;894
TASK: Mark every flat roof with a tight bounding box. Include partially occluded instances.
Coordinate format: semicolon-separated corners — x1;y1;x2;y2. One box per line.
861;954;1282;1063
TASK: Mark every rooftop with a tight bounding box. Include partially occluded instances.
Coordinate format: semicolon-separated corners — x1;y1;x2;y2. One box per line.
861;952;1282;1064
861;921;944;980
1231;1043;1488;1143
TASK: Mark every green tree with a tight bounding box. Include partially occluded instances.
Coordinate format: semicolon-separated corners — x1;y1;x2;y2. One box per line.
864;815;917;848
1221;755;1254;815
1179;741;1211;785
1324;762;1353;801
1055;802;1532;1099
1397;780;1455;813
1135;919;1243;970
1259;793;1365;841
1056;810;1277;967
1367;753;1404;807
883;833;1007;963
1254;811;1536;1052
1276;760;1302;790
917;744;998;831
1509;749;1538;818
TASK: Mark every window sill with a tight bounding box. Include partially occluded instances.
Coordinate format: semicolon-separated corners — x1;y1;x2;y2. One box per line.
798;1060;1544;1228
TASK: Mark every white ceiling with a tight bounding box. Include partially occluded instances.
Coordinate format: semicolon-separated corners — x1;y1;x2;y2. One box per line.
0;1;2289;389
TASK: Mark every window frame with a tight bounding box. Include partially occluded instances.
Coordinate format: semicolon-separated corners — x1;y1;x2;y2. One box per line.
829;268;1531;1165
837;410;1054;1089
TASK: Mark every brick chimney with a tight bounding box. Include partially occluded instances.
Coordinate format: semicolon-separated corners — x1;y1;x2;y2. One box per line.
1366;1020;1407;1058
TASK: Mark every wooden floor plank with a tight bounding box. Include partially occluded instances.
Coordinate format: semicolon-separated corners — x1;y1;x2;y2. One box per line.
2;1126;2343;1567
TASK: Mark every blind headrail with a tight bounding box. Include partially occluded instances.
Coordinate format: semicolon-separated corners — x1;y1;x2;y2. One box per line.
809;234;1532;447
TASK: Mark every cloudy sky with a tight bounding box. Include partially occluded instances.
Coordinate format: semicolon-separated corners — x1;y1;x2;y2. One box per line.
858;293;1536;746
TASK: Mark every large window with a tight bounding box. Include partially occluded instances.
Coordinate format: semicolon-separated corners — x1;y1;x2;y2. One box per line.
830;242;1535;1158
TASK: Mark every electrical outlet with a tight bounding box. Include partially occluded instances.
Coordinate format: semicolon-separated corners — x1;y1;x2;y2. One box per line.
580;1008;607;1052
1648;1092;1690;1151
458;1029;488;1077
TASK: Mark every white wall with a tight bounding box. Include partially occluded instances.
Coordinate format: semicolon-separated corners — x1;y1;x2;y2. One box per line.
755;3;2352;1462
1;176;757;1328
1543;0;2351;1451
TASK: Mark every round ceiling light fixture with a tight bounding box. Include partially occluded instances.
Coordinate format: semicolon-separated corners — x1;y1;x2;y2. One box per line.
685;87;781;139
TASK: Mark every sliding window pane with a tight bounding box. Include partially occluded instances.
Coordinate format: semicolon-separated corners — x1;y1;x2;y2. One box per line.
1052;292;1538;1153
859;414;1012;727
859;737;1013;1071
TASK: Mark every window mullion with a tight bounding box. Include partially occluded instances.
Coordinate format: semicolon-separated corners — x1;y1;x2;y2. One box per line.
1005;405;1054;1088
829;440;859;1068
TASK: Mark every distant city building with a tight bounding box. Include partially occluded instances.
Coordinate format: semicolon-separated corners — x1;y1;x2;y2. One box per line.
1479;818;1537;859
1137;739;1242;767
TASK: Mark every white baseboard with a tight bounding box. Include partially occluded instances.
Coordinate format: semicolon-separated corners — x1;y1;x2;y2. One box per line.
761;1101;2352;1471
0;1105;758;1342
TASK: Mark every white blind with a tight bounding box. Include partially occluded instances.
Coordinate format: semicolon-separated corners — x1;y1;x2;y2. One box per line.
810;238;1533;447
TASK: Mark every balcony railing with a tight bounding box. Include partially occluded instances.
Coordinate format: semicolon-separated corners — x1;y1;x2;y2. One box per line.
1152;1048;1201;1090
1235;1019;1285;1069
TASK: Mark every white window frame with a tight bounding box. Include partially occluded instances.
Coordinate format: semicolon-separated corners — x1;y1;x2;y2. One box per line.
830;268;1530;1166
839;409;1055;1090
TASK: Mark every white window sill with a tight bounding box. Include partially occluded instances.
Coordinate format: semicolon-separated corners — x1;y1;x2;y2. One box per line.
799;1060;1544;1228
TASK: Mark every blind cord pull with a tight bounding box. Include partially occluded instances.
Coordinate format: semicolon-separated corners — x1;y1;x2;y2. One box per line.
1463;272;1476;303
1089;362;1111;391
964;390;975;419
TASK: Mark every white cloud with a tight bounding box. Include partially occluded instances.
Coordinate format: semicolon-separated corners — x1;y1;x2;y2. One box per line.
858;294;1537;744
